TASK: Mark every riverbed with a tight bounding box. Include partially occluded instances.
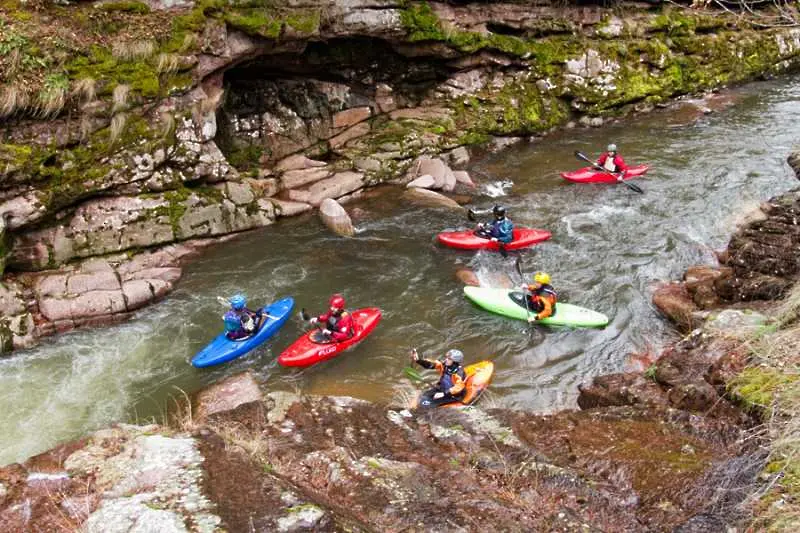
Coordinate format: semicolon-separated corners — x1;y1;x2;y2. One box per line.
1;77;798;466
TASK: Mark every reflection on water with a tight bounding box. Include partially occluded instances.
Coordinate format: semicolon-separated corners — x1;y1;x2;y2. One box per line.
2;78;799;465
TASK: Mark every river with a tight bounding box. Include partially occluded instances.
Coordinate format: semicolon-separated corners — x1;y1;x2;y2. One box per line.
1;77;798;466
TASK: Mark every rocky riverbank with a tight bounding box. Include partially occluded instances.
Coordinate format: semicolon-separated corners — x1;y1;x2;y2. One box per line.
3;1;800;352
2;148;799;530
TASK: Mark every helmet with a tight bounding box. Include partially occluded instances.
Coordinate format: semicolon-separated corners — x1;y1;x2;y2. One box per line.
534;272;551;285
329;294;345;310
445;349;464;363
607;143;617;153
492;205;506;219
223;311;240;332
230;294;246;310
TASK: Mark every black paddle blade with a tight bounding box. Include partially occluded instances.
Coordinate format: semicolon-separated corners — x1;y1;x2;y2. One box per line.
300;308;311;321
626;181;645;194
514;254;525;279
574;150;592;164
467;209;477;222
499;244;508;258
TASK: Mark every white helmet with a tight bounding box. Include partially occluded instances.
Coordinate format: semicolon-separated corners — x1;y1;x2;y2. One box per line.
607;143;617;152
445;349;464;363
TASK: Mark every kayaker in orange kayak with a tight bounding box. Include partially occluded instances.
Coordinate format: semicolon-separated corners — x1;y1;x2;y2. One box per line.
410;348;467;407
520;272;558;322
308;293;354;342
597;143;629;175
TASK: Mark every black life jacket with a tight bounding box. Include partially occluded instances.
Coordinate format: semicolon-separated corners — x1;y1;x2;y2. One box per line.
439;363;466;392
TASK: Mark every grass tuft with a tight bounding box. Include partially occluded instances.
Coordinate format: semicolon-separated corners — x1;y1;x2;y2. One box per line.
111;84;130;114
156;53;182;74
0;83;29;117
109;112;128;144
112;39;156;62
72;77;97;104
37;73;68;118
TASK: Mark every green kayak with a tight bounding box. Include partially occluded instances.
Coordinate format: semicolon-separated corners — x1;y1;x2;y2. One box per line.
463;286;609;328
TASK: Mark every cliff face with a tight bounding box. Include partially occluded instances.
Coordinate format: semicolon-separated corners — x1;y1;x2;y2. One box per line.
2;0;800;351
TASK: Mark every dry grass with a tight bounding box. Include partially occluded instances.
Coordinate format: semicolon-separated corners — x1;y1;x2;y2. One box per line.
208;419;272;465
158;111;176;139
109;112;128;144
71;78;96;104
37;85;66;118
111;84;130;114
156;53;182;74
0;83;29;117
179;33;199;53
111;39;156;62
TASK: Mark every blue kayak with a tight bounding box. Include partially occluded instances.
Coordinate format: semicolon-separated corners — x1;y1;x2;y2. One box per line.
191;297;295;368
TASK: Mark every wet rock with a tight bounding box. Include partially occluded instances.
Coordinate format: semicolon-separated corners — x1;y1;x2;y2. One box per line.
577;373;669;409
452;170;475;188
275;154;328;173
684;265;732;309
271;199;312;217
788;147;800;180
402;188;463;210
293;171;364;206
318;198;355;238
446;146;470;169
280;167;332;190
652;282;700;330
455;268;480;287
332;107;371;129
195;371;264;422
375;83;396;113
406;174;436;189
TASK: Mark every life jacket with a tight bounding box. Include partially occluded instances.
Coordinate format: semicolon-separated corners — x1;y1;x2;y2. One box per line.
491;218;514;243
530;284;558;313
439;363;466;392
603;156;617;172
223;312;240;333
326;311;354;337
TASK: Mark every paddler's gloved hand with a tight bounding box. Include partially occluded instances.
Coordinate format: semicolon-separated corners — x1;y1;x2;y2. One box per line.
322;328;332;336
433;392;445;400
490;237;498;242
309;317;318;325
410;348;419;363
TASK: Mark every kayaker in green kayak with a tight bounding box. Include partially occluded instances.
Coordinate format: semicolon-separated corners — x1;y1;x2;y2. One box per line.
597;143;629;175
224;294;264;340
520;272;558;322
410;348;467;408
475;205;514;244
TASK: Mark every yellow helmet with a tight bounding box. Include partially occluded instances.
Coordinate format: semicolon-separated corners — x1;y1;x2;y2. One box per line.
534;272;551;285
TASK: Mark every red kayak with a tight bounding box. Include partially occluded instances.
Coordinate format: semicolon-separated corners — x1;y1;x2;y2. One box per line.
278;308;382;367
560;164;649;184
437;228;551;251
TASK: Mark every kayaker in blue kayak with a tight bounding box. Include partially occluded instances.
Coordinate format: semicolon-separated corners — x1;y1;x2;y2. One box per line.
475;205;514;244
410;348;467;408
224;294;263;340
520;272;558;321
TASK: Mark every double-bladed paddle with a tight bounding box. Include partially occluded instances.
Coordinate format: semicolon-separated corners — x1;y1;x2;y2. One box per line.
574;150;644;194
514;255;535;324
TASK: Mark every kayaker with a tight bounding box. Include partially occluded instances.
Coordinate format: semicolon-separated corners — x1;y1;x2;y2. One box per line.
224;294;263;340
309;294;354;342
475;205;514;244
410;348;467;408
520;272;558;322
597;144;629;175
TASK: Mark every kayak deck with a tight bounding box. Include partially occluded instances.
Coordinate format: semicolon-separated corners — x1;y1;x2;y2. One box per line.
560;164;649;184
443;360;494;408
278;307;382;367
463;286;609;328
437;227;551;251
191;297;295;368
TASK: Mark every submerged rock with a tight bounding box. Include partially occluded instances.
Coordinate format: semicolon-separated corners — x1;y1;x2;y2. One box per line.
402;188;463;210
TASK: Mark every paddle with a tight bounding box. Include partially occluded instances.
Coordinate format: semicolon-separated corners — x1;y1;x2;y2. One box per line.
514;255;536;324
467;208;509;258
216;296;279;321
574;150;644;194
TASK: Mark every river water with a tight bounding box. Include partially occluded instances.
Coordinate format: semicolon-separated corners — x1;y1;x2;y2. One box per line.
2;78;799;466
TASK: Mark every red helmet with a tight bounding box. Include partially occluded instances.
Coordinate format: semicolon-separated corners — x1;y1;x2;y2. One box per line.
329;294;345;310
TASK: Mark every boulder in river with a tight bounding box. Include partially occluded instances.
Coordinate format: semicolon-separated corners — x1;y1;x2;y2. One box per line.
455;268;480;287
195;371;263;423
319;198;355;237
652;282;699;331
402;188;463;210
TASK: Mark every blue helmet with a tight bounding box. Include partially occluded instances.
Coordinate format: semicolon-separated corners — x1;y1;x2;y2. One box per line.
223;311;240;332
230;294;246;310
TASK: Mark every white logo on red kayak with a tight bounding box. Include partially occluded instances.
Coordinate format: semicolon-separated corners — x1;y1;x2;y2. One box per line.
318;345;338;356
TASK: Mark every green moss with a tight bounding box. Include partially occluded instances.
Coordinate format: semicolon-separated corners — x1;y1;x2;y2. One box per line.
225;10;282;38
226;143;263;171
286;10;320;35
65;46;160;98
98;1;151;14
399;2;444;42
729;367;799;411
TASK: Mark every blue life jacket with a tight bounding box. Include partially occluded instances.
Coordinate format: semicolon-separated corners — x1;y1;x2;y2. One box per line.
223;311;241;333
490;218;514;243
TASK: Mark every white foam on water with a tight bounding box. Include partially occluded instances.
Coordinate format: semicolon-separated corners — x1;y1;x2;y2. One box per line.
481;180;513;197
